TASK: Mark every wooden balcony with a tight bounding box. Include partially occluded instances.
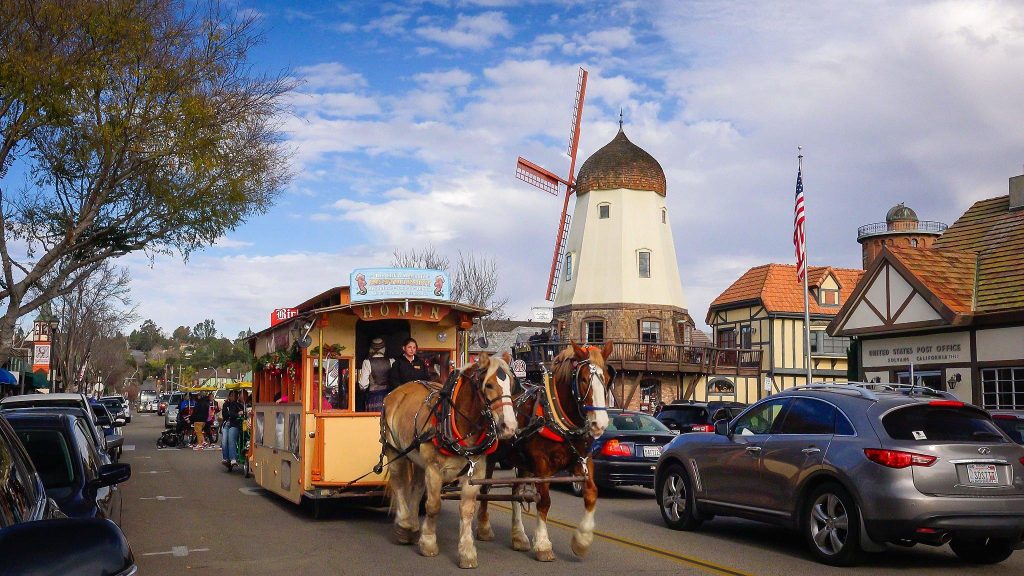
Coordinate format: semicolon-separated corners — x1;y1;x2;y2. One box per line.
518;341;762;377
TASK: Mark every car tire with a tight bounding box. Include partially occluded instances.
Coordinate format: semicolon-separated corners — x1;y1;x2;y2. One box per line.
802;483;861;566
657;463;702;531
950;537;1015;565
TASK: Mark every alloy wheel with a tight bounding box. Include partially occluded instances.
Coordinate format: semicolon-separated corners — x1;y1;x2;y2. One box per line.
809;493;849;556
661;472;687;522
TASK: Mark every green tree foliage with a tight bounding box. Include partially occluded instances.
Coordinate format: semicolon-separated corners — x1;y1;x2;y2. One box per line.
0;0;293;363
192;318;217;341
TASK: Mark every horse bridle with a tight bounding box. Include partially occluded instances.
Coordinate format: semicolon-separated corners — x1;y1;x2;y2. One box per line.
571;360;611;421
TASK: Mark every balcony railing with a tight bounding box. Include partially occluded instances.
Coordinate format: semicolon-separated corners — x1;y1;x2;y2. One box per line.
856;220;947;240
516;341;762;377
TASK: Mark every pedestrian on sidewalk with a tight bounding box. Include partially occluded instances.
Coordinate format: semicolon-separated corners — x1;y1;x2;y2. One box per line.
192;392;211;451
221;390;244;466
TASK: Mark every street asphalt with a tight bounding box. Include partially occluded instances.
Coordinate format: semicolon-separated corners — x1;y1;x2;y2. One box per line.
118;413;1024;575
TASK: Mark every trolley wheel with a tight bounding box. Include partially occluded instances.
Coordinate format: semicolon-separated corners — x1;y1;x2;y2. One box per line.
242;459;251;478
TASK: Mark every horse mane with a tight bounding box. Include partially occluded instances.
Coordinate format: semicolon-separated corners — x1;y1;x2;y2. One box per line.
552;345;607;382
460;354;512;384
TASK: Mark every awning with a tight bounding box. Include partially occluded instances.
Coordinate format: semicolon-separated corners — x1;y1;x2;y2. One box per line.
19;371;50;389
0;368;17;386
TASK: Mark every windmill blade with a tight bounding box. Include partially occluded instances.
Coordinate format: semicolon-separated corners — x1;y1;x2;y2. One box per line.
515;157;566;196
567;67;588;164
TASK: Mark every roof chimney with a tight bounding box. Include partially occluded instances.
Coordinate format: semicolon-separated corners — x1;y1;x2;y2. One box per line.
1011;173;1024;212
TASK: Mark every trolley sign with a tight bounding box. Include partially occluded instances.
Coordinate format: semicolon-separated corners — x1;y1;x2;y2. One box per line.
350;268;451;303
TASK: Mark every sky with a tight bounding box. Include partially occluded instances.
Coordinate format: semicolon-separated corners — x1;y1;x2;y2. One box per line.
120;0;1024;338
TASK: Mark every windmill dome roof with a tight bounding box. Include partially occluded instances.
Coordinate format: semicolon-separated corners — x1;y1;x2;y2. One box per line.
575;128;666;196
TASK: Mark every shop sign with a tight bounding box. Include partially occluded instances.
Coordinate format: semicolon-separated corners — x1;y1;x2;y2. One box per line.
862;332;970;367
32;343;50;372
270;308;298;327
353;302;450;323
350;268;450;303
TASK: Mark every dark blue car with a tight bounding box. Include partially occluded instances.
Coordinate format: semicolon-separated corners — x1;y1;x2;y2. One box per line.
5;411;130;524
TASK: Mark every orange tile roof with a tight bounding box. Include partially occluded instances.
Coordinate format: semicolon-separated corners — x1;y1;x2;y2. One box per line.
885;246;976;314
709;264;864;318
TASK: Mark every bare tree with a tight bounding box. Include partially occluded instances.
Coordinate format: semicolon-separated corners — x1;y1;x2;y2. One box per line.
391;247;508;319
51;262;136;392
0;1;294;363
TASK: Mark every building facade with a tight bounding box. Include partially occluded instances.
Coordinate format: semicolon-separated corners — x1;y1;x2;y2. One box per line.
830;175;1024;409
707;264;863;403
856;203;947;269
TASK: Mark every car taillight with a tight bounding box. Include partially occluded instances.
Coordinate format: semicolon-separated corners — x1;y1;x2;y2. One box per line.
864;448;937;468
600;439;633;457
992;414;1017;420
690;424;715;432
928;400;964;407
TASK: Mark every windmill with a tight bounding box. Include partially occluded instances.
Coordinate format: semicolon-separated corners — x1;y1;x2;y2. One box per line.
515;67;588;301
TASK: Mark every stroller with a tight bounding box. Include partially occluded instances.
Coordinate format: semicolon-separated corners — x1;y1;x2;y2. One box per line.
157;406;197;448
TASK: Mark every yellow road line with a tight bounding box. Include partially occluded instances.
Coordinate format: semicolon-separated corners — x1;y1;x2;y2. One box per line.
491;503;755;576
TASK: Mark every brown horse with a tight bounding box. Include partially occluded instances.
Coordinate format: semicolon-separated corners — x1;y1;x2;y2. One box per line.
381;353;518;569
477;341;613;561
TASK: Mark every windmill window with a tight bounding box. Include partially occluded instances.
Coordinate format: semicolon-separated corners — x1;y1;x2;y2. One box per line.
911;238;919;247
640;320;660;343
598;203;610;219
661;208;667;224
564;253;573;282
638;251;651;278
584;319;605;344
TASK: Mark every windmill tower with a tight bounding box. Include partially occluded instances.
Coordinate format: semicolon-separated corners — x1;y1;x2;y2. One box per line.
515;70;692;351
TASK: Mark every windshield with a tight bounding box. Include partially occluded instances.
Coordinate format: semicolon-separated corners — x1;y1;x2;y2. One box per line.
100;400;120;409
883;404;1007;443
607;412;670;432
992;416;1024;444
657;406;709;425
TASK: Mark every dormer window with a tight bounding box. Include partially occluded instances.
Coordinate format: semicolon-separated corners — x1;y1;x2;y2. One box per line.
819;288;839;306
598;203;610;219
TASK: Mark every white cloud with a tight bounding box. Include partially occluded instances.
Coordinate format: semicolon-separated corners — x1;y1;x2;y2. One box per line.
413;69;474;90
213;237;254;249
416;11;513;50
364;12;411;36
562;27;635;55
293;62;368;91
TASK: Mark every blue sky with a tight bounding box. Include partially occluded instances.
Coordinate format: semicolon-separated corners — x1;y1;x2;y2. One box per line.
120;0;1024;338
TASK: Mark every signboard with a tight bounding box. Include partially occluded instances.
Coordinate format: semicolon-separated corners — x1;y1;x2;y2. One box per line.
32;343;51;372
350;268;450;303
352;302;450;323
270;308;298;327
531;307;553;323
862;331;971;368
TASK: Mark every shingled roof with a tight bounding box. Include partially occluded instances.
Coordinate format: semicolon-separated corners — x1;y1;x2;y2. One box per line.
574;127;667;196
931;195;1024;314
708;264;864;322
885;246;977;315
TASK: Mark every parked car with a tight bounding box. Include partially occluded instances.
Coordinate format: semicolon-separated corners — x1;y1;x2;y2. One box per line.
570;409;676;496
89;403;125;461
0;413;136;576
164;391;187;428
156;393;170;416
6;411;130;524
991;411;1024;444
656;400;746;433
0;394;109;460
100;395;130;423
655;383;1024;566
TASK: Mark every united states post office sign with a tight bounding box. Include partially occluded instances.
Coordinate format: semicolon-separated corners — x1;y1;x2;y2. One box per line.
862;332;971;368
349;268;451;303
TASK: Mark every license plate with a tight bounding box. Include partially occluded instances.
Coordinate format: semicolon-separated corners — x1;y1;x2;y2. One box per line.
643;446;661;458
966;464;999;484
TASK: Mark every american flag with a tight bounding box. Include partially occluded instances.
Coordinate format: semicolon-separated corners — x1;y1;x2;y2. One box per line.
793;165;807;281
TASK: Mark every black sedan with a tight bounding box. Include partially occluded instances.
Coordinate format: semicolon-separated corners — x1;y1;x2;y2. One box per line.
572;409;676;495
5;411;130;524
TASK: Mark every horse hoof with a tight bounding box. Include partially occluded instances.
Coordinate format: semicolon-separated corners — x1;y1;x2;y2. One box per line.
458;556;479;569
393;525;418;545
512;536;531;551
571;534;592;557
476;526;495;541
418;540;439;557
534;548;556;562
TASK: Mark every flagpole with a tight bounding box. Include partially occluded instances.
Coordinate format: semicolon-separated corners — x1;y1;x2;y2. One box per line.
799;150;813;385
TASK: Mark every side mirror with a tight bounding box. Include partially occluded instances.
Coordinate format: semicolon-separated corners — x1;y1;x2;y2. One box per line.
0;518;136;576
114;418;126;427
90;463;131;492
713;419;730;436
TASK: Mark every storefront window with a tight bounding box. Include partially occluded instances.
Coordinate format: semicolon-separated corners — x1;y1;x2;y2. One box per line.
982;368;1024;410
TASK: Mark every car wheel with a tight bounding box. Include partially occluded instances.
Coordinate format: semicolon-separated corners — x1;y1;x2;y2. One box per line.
802;483;861;566
657;463;702;531
950;537;1015;564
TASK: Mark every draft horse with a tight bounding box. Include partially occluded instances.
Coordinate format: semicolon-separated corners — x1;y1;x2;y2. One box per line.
477;341;613;561
381;353;518;569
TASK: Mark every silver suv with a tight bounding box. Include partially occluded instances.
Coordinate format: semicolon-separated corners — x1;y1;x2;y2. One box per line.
655;383;1024;566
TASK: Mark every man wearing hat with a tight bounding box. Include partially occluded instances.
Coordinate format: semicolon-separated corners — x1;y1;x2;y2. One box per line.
358;338;393;412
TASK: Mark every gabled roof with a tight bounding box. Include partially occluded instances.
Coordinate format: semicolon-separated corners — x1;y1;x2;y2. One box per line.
885;246;976;315
931;195;1024;313
708;264;864;322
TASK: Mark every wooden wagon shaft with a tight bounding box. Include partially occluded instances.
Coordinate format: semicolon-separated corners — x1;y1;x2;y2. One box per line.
468;475;587;486
441;493;541;502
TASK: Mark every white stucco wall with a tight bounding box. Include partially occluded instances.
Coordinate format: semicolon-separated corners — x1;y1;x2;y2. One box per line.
554;187;686;309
